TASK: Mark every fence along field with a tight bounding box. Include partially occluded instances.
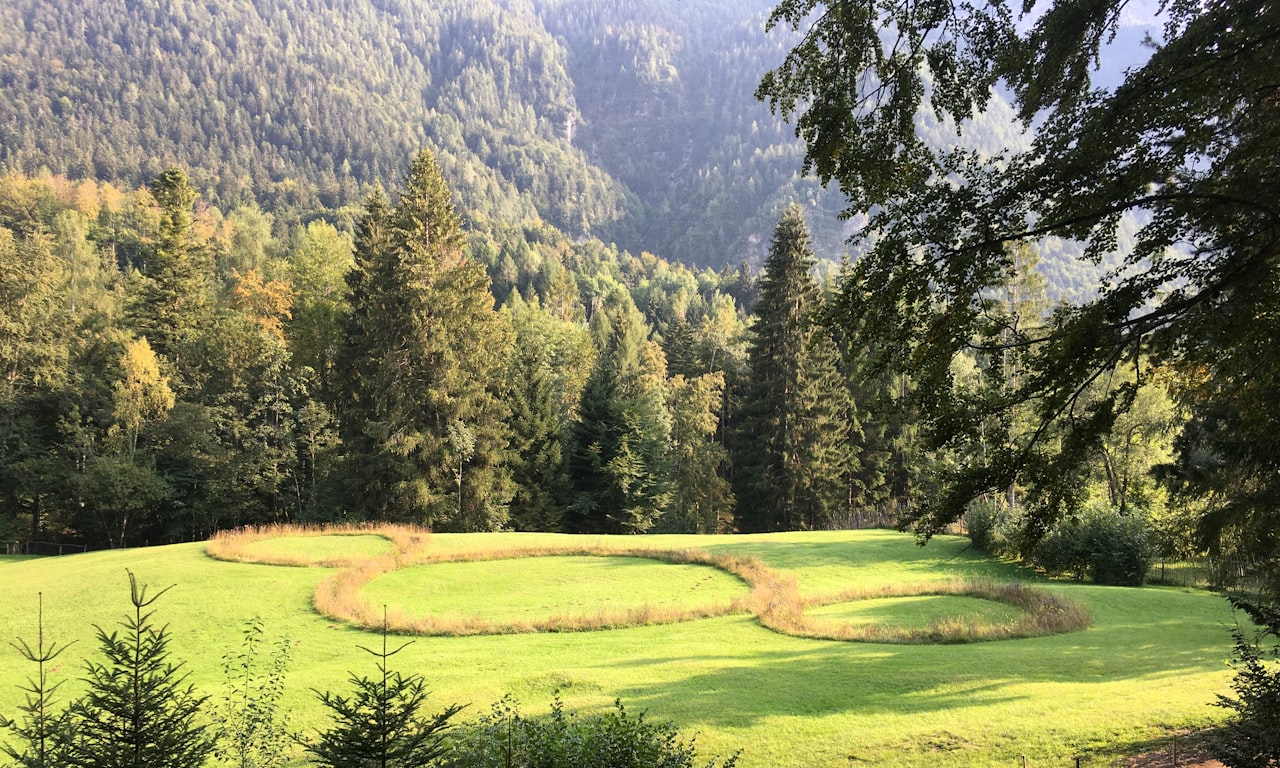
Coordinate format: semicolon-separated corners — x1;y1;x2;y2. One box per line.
0;527;1236;767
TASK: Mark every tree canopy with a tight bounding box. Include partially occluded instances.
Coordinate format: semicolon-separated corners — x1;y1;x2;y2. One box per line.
757;0;1280;566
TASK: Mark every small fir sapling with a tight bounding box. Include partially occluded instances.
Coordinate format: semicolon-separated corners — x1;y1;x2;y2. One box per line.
305;609;465;768
1;593;73;768
61;570;215;768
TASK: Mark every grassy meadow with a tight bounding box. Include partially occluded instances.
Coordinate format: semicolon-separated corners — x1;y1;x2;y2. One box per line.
0;529;1236;767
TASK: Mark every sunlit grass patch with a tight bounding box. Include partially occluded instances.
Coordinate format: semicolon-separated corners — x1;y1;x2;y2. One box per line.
809;594;1024;627
363;555;744;626
0;531;1236;768
245;533;391;563
320;545;766;635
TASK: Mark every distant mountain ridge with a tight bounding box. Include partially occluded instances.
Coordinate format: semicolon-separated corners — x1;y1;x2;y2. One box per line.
0;0;1135;289
0;0;857;267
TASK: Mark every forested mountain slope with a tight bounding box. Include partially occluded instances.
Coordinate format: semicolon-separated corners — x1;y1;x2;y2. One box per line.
0;0;856;267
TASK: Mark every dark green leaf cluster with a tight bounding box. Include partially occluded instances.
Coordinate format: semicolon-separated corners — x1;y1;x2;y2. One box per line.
758;0;1280;577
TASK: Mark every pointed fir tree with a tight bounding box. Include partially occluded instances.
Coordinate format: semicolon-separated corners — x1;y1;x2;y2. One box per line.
336;150;513;529
62;571;214;768
565;290;670;533
134;167;211;377
733;205;849;531
503;339;569;532
305;612;463;768
662;318;701;378
564;349;623;534
789;325;851;530
1;594;72;768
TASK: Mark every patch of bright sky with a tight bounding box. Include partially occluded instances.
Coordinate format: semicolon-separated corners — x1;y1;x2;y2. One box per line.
1117;0;1166;27
1018;0;1165;28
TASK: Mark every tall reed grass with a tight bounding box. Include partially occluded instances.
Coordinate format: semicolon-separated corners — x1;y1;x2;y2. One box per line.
206;522;429;567
773;578;1093;643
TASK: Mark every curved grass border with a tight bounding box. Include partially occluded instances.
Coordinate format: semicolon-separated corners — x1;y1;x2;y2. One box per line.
782;578;1093;644
206;525;1090;642
317;545;766;636
205;523;429;567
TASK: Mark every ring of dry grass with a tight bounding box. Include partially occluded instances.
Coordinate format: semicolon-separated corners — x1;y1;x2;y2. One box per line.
322;545;766;636
205;523;430;567
206;525;1090;642
779;578;1093;643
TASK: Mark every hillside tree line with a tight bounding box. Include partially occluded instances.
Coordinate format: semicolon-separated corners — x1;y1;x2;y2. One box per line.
0;158;940;549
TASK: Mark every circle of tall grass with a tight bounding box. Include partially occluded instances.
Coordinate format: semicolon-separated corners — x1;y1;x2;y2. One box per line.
206;525;1091;642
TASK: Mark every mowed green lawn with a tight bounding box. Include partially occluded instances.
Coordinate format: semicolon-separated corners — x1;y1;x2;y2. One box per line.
0;530;1235;767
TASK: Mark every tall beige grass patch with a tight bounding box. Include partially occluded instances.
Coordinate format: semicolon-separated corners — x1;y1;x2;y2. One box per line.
206;522;428;567
782;578;1093;644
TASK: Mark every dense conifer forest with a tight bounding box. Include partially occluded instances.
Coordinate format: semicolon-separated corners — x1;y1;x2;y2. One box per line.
0;156;1192;572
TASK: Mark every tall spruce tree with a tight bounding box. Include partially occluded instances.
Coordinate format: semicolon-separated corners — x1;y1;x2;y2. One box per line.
733;205;848;531
503;339;568;532
499;292;593;532
565;289;671;534
337;151;513;529
134;168;210;379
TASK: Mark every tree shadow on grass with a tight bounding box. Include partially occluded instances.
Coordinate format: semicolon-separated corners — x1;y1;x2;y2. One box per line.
699;535;1028;583
601;611;1230;729
609;644;1027;727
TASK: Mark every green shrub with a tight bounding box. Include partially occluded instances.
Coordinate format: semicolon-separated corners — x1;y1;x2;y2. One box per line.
1030;503;1155;586
964;499;1007;554
1211;599;1280;768
1031;516;1091;581
213;619;293;768
443;696;738;768
1086;510;1156;586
